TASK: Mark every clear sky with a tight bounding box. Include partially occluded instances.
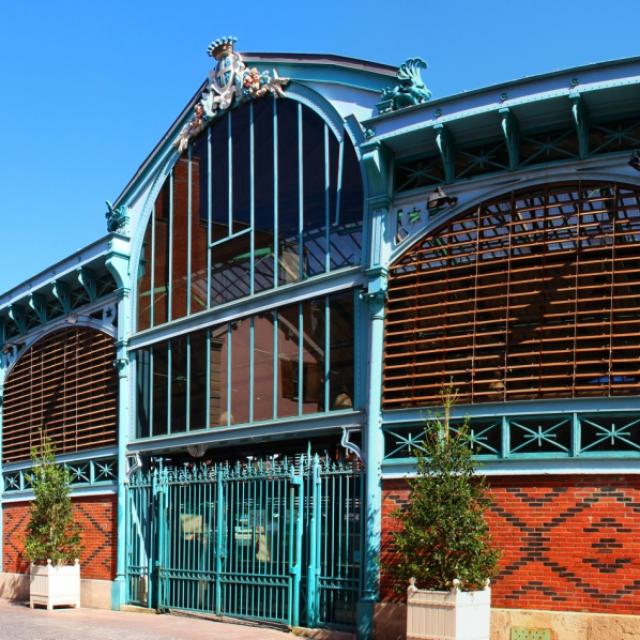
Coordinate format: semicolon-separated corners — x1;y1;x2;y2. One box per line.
0;0;638;293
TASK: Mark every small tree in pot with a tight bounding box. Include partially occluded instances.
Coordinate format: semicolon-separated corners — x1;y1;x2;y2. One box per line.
26;437;82;609
392;388;499;640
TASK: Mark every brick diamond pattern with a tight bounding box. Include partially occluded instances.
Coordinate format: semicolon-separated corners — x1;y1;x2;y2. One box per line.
381;476;640;614
3;495;116;580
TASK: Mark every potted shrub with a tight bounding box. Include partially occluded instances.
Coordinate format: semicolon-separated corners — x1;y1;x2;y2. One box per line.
25;437;82;610
391;389;500;640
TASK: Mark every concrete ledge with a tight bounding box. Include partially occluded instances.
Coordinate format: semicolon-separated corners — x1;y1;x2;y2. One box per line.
375;603;640;640
0;573;112;610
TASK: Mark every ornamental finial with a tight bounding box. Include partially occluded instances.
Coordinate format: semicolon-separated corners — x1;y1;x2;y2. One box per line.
175;38;289;152
207;36;237;60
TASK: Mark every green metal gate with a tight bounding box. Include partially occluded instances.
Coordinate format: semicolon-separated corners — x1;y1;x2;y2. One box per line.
125;456;362;629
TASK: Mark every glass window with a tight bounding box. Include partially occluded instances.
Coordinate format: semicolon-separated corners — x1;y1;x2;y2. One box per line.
330;292;355;409
137;222;152;331
211;233;251;306
277;99;301;286
230;318;250;425
302;298;325;413
134;290;357;438
191;134;209;313
136;350;151;438
136;99;363;331
253;99;275;293
277;302;300;418
153;184;170;326
209;324;228;426
170;335;187;433
253;311;275;422
302;109;327;278
152;342;168;436
171;158;189;320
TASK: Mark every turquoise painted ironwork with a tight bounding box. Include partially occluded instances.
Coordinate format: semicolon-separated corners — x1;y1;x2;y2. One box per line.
125;456;362;629
382;412;640;462
377;58;431;114
2;456;117;494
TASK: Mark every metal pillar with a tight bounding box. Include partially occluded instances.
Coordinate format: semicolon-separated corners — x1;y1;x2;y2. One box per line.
357;139;392;640
106;237;132;610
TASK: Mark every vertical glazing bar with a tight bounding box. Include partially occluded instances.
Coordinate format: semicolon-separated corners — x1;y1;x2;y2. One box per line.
297;103;304;281
150;205;156;327
298;303;303;416
228;113;233;233
167;341;172;434
324;124;330;273
187;145;193;315
273;311;278;420
324;296;330;413
335;139;344;226
186;335;191;432
249;317;255;423
227;323;232;427
168;172;174;321
273;98;279;288
207;126;213;309
206;329;211;429
249;102;255;296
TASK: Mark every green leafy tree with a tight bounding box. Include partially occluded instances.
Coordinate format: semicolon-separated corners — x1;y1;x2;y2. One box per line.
24;437;82;565
391;388;500;591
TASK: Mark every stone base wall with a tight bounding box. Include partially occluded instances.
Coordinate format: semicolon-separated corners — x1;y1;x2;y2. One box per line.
374;603;640;640
3;495;117;580
0;572;112;609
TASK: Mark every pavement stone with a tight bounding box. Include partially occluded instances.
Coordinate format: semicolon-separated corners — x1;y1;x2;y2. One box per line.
0;600;294;640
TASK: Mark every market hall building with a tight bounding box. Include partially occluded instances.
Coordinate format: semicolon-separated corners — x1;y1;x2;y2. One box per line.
1;38;640;639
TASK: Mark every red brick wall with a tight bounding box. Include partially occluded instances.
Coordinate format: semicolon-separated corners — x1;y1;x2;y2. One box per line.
3;495;117;580
382;475;640;615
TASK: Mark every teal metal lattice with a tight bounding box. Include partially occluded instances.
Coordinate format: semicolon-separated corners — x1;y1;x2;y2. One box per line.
383;412;640;461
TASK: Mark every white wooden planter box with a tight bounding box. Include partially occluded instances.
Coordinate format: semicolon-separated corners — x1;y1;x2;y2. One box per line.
30;560;81;610
407;578;491;640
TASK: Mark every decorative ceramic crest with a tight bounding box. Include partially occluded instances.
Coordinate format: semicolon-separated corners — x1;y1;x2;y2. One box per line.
176;37;289;152
377;58;431;114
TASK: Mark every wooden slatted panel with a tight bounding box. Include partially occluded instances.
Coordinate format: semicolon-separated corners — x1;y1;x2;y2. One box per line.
384;182;640;408
2;327;117;463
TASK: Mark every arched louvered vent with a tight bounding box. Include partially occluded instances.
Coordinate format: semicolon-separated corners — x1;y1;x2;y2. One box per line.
384;182;640;408
2;327;117;463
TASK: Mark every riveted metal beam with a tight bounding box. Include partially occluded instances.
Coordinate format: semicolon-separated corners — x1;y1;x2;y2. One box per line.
51;280;72;314
77;267;97;303
433;123;455;183
28;293;47;325
499;107;520;170
570;92;590;159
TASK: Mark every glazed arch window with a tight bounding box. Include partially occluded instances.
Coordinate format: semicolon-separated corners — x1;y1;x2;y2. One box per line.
136;98;363;331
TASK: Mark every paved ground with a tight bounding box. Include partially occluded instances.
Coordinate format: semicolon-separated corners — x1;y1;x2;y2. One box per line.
0;600;295;640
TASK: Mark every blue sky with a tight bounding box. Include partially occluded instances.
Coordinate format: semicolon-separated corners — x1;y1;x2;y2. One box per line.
0;0;638;293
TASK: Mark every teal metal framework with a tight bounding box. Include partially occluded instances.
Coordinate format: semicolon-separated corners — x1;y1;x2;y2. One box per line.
125;456;361;629
382;412;640;463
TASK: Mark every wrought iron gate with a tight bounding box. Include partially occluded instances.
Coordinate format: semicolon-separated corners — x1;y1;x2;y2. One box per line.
125;456;362;629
